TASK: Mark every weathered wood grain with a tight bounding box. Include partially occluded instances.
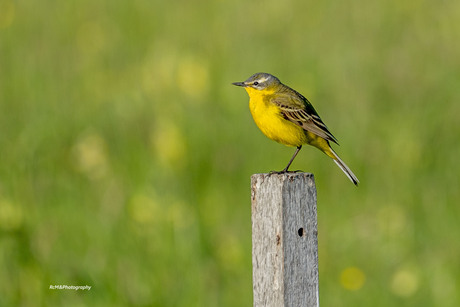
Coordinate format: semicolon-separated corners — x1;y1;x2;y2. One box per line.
251;173;319;307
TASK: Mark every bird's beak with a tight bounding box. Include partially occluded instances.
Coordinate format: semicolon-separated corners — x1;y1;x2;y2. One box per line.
232;81;246;87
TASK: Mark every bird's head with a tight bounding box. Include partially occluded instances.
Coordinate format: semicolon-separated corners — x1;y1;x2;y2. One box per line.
232;73;281;95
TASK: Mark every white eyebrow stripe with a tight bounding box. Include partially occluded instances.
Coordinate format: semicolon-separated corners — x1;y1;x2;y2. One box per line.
257;76;269;83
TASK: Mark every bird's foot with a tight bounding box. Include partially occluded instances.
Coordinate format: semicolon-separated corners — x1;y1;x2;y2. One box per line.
268;169;303;175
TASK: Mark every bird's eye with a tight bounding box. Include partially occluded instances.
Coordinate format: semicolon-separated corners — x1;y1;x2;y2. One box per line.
253;81;259;86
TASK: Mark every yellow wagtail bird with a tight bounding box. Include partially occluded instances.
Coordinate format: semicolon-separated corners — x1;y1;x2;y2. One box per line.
233;72;359;185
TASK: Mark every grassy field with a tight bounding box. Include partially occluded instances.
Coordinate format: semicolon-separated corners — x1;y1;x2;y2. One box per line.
1;0;460;306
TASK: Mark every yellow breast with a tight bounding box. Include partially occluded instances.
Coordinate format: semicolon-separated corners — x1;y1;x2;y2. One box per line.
245;88;307;147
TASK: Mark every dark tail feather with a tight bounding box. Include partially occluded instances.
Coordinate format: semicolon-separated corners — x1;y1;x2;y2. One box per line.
331;149;359;185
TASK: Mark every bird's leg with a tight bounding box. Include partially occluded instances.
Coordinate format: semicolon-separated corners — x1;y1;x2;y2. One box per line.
281;146;302;172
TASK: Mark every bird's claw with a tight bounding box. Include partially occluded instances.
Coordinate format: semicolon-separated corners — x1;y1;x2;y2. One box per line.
268;169;303;176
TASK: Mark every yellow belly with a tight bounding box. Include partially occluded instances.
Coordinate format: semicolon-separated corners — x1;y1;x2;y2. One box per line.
249;96;307;147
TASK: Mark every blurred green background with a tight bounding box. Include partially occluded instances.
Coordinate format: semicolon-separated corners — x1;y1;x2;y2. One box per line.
1;0;460;306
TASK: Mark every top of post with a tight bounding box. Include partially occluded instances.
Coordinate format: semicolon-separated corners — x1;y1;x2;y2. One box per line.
251;172;315;183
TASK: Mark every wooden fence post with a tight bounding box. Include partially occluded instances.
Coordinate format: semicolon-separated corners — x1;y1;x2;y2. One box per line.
251;173;319;307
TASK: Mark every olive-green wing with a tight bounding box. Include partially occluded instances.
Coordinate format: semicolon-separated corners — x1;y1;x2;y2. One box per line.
270;90;339;144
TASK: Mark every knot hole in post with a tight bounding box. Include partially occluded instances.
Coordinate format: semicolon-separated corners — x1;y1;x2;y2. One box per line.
298;227;305;237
